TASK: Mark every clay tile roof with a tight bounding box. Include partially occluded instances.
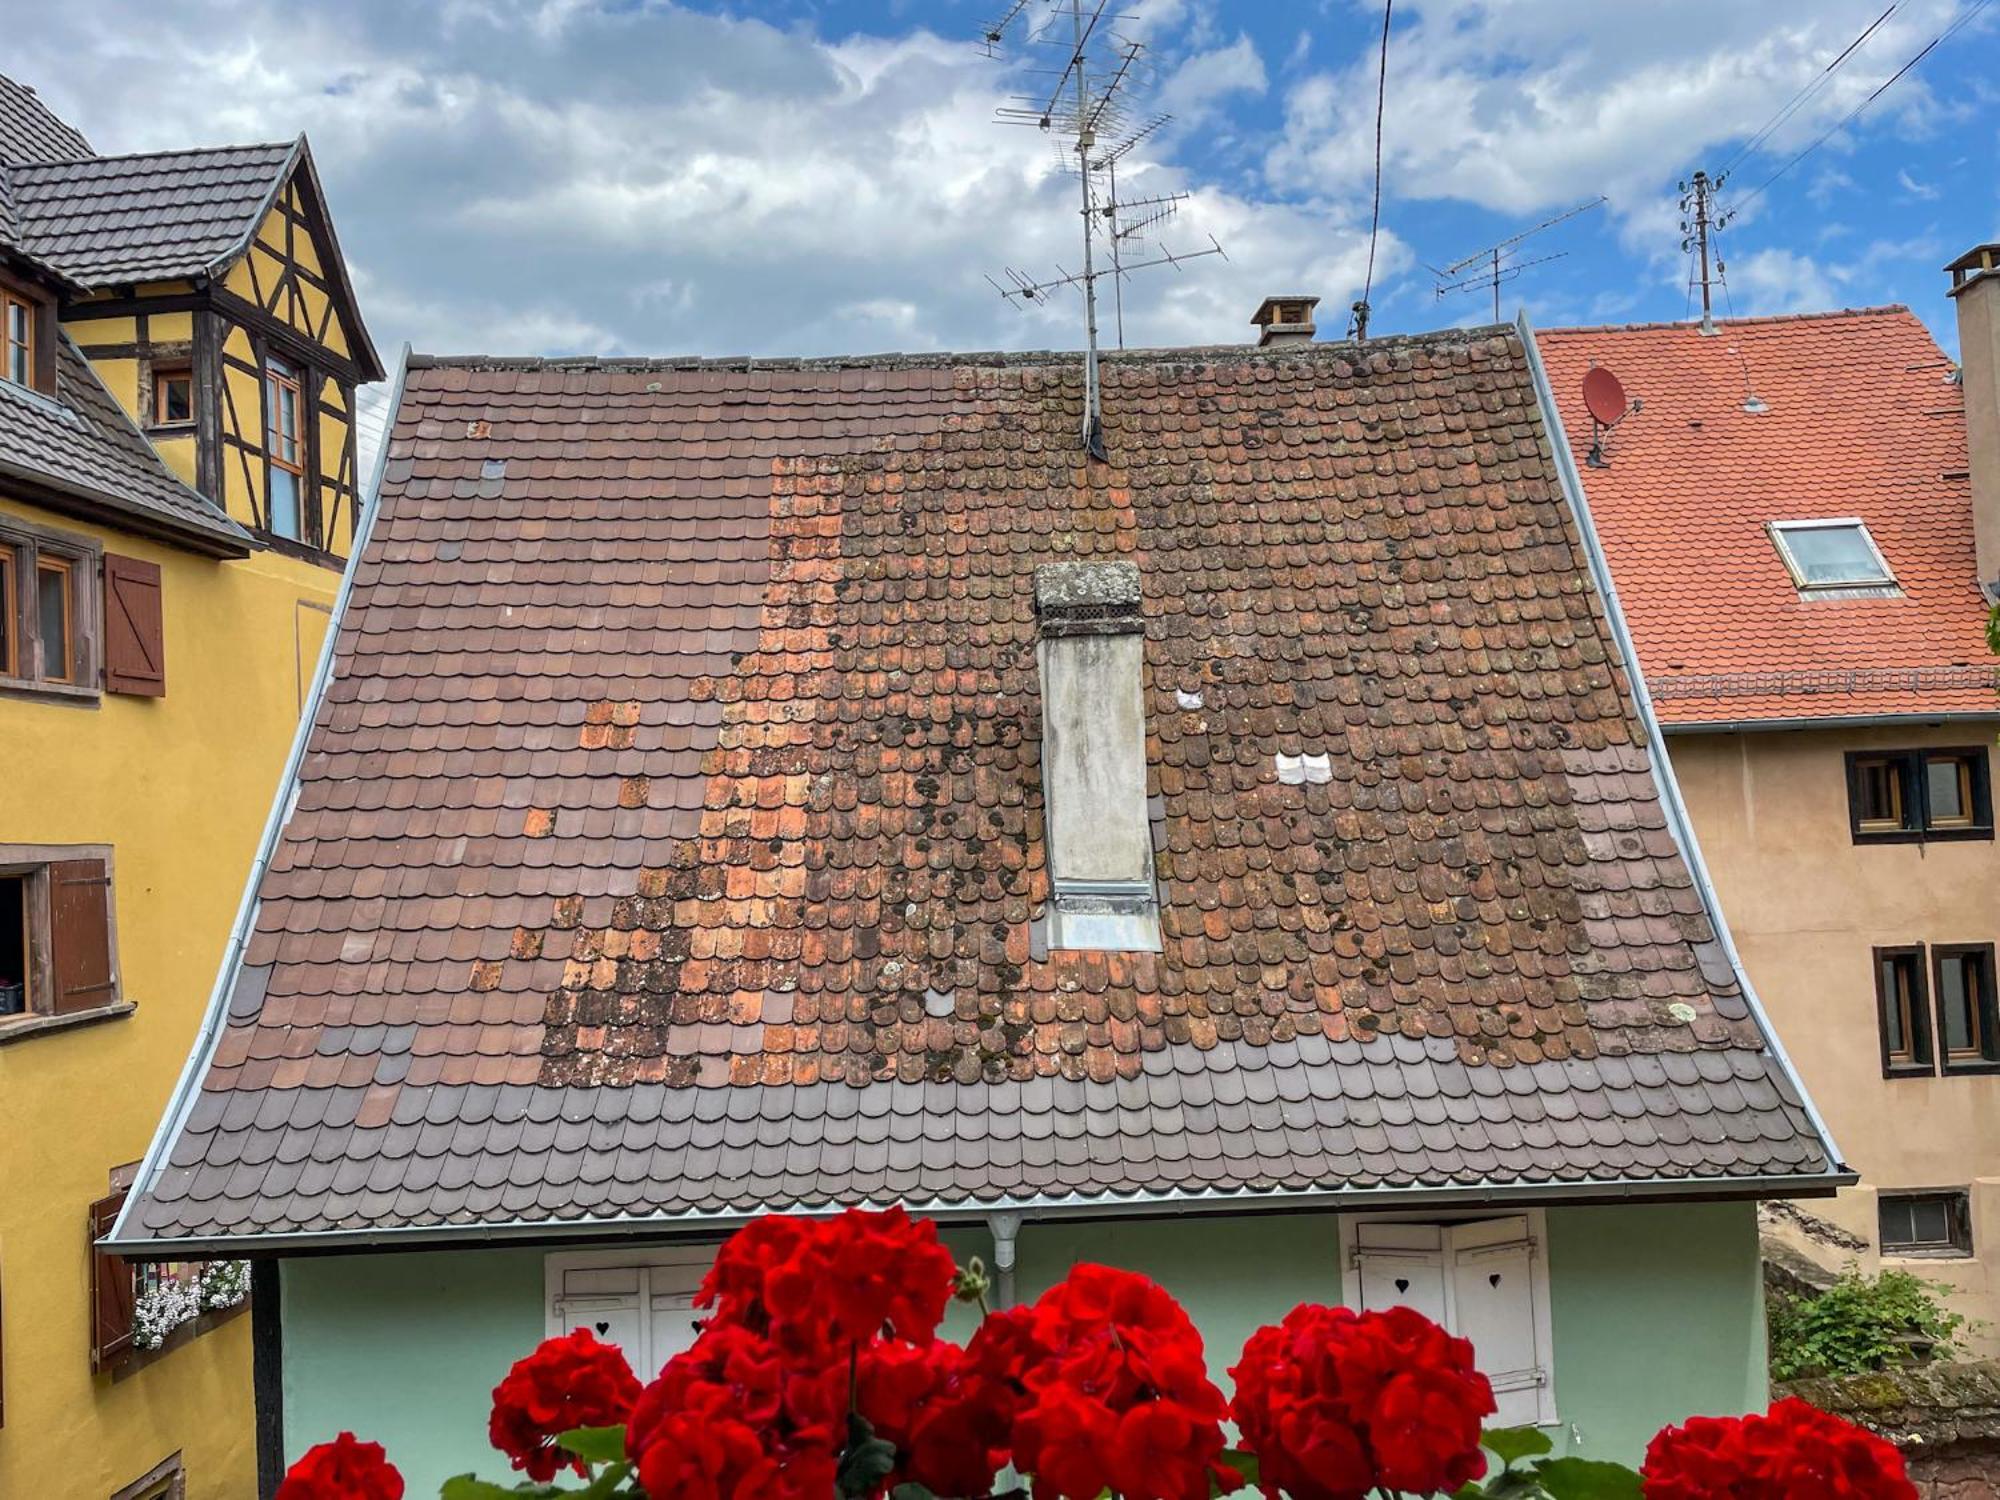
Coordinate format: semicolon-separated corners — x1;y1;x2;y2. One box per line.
116;329;1840;1250
1538;309;1994;725
0;73;92;168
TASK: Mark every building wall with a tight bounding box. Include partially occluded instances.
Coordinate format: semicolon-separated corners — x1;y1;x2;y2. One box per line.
279;1200;1765;1496
1669;723;2000;1351
0;495;338;1500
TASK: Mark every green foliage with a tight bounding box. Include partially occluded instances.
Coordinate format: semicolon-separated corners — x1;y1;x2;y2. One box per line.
1452;1428;1643;1499
836;1413;900;1500
555;1427;626;1465
1480;1426;1554;1466
1768;1267;1966;1380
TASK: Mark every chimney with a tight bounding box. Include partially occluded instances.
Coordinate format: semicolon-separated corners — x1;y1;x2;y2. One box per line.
1251;295;1319;348
1033;560;1160;952
1949;245;2000;602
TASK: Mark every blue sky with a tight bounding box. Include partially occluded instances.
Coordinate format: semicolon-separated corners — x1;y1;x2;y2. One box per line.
12;0;2000;374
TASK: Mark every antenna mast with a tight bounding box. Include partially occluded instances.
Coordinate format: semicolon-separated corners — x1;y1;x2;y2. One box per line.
982;0;1224;460
1680;171;1723;335
1432;196;1605;321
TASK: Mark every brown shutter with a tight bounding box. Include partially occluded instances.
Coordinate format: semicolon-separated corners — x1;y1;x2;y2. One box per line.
49;859;116;1014
89;1190;134;1372
102;555;165;697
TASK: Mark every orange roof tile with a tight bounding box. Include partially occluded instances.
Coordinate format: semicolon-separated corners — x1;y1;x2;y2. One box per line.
1538;308;1997;725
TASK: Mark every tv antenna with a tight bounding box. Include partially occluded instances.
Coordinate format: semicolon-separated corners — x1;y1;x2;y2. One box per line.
981;0;1225;460
1431;196;1606;322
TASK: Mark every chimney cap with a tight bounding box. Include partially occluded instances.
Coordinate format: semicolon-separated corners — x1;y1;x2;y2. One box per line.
1251;295;1320;328
1948;244;2000;297
1034;560;1143;638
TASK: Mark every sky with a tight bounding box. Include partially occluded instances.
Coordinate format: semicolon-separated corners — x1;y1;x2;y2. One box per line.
9;0;2000;426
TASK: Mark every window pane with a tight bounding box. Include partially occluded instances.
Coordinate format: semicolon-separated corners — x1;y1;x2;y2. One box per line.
1856;759;1904;826
1778;524;1888;585
37;563;67;678
268;467;300;538
1880;956;1909;1056
1909;1198;1950;1245
1926;756;1972;826
1940;958;1973;1054
0;547;12;675
6;302;27;385
159;373;191;423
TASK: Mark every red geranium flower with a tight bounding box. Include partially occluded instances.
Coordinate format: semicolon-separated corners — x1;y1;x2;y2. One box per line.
1643;1397;1915;1500
1230;1304;1494;1500
488;1327;643;1481
275;1433;404;1500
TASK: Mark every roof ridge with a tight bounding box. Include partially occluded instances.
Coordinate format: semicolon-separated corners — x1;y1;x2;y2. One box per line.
11;139;296;173
1543;305;1915;338
407;324;1518;374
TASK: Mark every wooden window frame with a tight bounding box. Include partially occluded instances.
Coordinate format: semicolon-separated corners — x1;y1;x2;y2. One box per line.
1874;944;1934;1077
110;1453;186;1500
0;543;14;679
0;843;130;1045
1879;1189;1974;1259
1846;748;1993;844
1;289;33;390
0;515;99;701
1932;943;2000;1076
150;364;194;429
262;352;311;545
35;553;74;684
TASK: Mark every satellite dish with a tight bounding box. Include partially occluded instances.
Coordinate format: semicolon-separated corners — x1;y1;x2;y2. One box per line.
1582;365;1628;426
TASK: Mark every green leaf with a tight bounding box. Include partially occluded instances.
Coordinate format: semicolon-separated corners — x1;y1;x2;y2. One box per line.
889;1485;941;1500
1529;1457;1644;1500
1215;1449;1259;1492
1482;1426;1556;1467
438;1477;566;1500
556;1426;627;1465
837;1413;900;1500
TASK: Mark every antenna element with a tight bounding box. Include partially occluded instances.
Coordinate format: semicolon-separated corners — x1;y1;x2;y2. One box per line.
1432;197;1605;321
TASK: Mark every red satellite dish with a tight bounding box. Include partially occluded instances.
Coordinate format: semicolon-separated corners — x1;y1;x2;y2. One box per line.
1582;365;1628;427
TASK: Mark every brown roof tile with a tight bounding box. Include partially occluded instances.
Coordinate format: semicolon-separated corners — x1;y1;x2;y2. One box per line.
122;330;1836;1247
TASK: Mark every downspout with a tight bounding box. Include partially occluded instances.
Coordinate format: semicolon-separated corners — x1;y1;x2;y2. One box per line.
109;342;413;1248
1514;311;1847;1172
987;1211;1023;1310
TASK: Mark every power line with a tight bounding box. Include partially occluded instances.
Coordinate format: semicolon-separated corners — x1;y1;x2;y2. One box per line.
1352;0;1392;341
1716;3;1899;179
1725;0;1993;220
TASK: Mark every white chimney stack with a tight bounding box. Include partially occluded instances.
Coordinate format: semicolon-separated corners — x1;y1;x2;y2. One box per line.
1033;560;1160;952
1948;245;2000;602
1252;295;1320;349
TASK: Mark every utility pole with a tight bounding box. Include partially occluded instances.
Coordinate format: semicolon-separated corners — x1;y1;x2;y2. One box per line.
1069;0;1103;456
1681;171;1720;336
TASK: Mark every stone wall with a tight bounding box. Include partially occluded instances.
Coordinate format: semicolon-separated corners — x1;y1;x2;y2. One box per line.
1780;1362;2000;1497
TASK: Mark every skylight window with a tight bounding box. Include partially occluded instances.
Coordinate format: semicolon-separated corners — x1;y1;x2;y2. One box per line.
1769;520;1897;595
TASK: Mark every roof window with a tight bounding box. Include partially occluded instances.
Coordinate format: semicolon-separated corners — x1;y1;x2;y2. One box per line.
1768;519;1899;597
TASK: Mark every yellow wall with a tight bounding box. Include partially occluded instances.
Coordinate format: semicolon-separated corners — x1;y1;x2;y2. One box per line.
0;495;338;1500
1671;724;2000;1352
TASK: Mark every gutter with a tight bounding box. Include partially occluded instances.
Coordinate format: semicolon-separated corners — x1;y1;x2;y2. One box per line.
1662;711;2000;735
108;342;412;1253
1516;310;1848;1174
109;1167;1856;1260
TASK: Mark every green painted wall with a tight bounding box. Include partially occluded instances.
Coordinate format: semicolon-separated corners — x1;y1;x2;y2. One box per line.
280;1201;1765;1492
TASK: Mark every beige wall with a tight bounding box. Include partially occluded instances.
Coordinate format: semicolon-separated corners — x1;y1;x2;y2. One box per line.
1670;722;2000;1352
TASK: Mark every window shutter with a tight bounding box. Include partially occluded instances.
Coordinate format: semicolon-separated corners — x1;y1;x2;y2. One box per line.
1352;1222;1448;1324
646;1260;707;1377
102;555;165;697
552;1266;646;1367
49;858;116;1014
89;1190;135;1372
1446;1217;1550;1428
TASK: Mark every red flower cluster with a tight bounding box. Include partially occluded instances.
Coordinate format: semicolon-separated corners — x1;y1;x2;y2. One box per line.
624;1207;966;1500
275;1432;404;1500
488;1326;643;1481
953;1263;1244;1500
1230;1303;1496;1499
1642;1397;1916;1500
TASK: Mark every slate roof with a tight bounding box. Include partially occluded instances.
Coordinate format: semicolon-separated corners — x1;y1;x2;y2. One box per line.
0;74;92;167
6;140;299;288
116;329;1842;1251
1539;309;1995;725
0;333;249;555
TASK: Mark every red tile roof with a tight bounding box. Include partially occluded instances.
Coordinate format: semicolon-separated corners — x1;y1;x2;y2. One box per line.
1537;308;1996;726
118;332;1836;1249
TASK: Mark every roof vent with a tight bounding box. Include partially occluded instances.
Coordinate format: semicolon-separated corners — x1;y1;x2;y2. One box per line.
1252;295;1319;349
1034;561;1160;952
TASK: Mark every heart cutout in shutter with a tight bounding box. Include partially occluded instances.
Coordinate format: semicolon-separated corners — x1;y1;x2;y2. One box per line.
595;1321;610;1335
1394;1278;1410;1294
1489;1274;1502;1289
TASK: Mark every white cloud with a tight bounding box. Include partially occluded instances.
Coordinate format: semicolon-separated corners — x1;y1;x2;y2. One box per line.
1723;247;1838;312
1897;167;1941;199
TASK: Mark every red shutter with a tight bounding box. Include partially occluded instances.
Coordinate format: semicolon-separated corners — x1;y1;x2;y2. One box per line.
102;555;165;697
49;859;116;1014
89;1190;134;1372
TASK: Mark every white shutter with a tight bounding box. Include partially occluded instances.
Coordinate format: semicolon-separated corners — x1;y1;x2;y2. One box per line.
646;1259;709;1377
1445;1216;1552;1428
1352;1221;1449;1324
554;1265;646;1366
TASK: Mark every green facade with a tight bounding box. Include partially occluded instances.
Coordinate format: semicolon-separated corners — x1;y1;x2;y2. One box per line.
280;1201;1766;1496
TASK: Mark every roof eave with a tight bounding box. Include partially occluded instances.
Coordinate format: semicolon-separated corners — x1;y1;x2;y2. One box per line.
102;1165;1860;1259
0;455;249;558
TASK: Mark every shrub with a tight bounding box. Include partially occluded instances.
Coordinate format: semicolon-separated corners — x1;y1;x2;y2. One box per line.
1768;1267;1965;1380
